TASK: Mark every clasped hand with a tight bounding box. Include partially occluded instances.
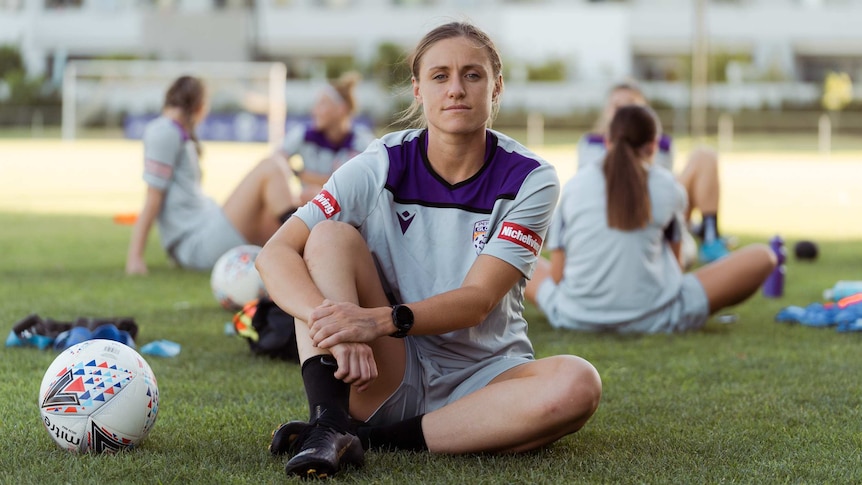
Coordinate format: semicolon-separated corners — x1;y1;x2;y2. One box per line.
308;299;384;392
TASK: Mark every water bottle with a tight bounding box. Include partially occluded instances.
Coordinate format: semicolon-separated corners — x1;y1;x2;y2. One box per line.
762;235;785;298
823;281;862;301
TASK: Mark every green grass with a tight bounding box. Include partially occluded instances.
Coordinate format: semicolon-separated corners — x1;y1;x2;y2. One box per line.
2;212;862;484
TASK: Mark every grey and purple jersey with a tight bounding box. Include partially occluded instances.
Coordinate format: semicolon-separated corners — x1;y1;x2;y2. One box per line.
281;122;375;177
576;133;674;172
294;128;560;363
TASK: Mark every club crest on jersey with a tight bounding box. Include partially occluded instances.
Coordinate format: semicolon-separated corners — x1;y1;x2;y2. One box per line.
497;222;542;256
473;220;490;254
312;190;341;219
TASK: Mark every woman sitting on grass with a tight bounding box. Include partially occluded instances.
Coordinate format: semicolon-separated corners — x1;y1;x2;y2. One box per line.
272;71;375;205
526;104;776;333
579;82;729;266
256;21;601;479
126;75;297;274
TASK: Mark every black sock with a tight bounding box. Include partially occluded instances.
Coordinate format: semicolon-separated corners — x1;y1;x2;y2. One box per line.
702;213;719;243
301;355;351;433
278;207;297;224
357;414;427;451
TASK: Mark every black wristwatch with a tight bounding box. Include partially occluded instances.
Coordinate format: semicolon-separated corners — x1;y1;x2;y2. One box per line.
390;304;414;338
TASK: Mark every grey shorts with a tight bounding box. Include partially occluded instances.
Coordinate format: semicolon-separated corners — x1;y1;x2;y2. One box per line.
363;337;533;426
168;208;247;271
537;273;710;334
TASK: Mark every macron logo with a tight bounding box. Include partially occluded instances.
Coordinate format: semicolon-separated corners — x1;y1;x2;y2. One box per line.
498;222;542;256
312;190;341;219
397;211;415;234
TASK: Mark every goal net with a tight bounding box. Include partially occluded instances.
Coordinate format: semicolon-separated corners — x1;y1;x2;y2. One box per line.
61;60;287;147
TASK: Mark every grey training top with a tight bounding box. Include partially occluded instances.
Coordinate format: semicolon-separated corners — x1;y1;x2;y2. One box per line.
295;128;560;364
545;161;687;325
142;116;220;252
281;122;375;177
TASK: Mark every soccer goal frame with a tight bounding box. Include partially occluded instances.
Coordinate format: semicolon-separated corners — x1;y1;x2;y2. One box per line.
61;60;287;146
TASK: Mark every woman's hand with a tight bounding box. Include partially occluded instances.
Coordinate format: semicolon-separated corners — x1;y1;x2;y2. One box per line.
327;342;378;392
308;299;386;348
125;256;148;275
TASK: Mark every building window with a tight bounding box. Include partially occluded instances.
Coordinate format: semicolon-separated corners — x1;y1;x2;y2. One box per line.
797;55;862;83
45;0;83;8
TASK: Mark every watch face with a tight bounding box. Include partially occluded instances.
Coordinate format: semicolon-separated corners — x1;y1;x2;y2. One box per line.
391;305;414;338
395;305;413;327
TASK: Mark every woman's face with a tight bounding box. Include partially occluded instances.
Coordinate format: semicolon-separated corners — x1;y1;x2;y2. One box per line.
412;36;501;137
311;91;348;131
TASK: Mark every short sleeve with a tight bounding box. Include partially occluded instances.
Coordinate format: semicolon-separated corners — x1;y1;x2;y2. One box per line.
481;164;560;278
142;122;182;190
293;139;386;230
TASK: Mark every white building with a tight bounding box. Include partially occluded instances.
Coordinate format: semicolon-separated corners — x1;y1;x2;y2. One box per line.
2;0;861;119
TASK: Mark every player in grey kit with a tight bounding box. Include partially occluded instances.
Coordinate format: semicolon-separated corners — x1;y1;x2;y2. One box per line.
256;21;601;479
526;105;776;333
578;82;729;266
273;71;375;204
126;76;296;274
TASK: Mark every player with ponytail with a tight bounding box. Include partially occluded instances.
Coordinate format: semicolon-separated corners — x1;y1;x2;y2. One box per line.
126;75;297;274
579;82;730;266
603;104;655;231
526;105;776;334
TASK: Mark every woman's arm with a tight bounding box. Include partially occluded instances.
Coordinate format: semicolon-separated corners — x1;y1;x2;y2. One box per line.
257;217;379;390
125;186;165;275
410;254;523;335
259;217;524;346
308;254;524;349
255;216;324;321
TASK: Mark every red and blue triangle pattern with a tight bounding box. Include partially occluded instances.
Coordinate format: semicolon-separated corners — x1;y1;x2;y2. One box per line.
40;359;134;415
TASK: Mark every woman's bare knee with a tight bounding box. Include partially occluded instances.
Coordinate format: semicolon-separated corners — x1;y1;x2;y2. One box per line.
304;221;363;260
735;243;777;277
688;146;719;170
544;356;602;426
696;243;777;313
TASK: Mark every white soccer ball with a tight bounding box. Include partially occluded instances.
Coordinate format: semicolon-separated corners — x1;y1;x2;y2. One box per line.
211;244;269;311
38;339;159;453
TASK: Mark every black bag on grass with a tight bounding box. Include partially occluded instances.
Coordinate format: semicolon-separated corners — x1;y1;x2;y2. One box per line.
233;298;299;363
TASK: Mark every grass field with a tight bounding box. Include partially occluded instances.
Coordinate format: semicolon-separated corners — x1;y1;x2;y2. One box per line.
1;135;861;483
